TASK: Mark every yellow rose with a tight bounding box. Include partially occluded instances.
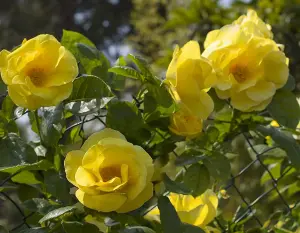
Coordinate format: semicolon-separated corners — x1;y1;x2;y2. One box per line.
146;190;218;229
65;128;154;213
204;9;272;49
166;41;217;120
169;104;203;138
0;34;78;110
203;25;288;112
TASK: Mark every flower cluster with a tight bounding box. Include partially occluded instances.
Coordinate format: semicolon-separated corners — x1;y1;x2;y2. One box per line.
166;41;216;138
202;9;288;112
168;9;288;138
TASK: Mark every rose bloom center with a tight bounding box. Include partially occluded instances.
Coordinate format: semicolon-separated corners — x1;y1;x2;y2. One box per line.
100;166;121;182
230;63;248;83
27;67;46;86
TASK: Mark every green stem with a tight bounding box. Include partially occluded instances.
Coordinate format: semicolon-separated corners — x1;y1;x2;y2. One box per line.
34;110;42;142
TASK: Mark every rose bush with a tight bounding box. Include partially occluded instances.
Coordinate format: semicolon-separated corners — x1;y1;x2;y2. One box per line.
0;9;299;233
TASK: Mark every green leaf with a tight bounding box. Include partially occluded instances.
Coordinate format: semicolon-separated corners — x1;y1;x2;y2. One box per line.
1;96;15;120
163;173;191;195
144;83;176;122
247;144;286;164
0;80;7;95
61;30;110;77
0;185;17;193
44;170;71;204
184;164;210;196
107;56;127;91
0;113;8;138
77;43;110;78
182;224;205;233
23;198;55;214
68;75;114;102
158;196;182;233
65;98;113;116
127;54;156;83
0;159;52;174
39;104;65;147
257;126;300;169
203;152;230;182
268;90;300;129
0;225;8;233
61;30;95;55
106;101;151;143
120;226;156;233
0;133;36;172
18;228;47;233
11;171;41;184
175;154;206;166
39;206;76;223
282;74;295;91
62;221;101;233
17;184;40;202
108;66;143;81
208;89;226;112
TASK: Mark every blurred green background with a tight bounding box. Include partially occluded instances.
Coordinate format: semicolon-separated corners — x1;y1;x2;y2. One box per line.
1;0;300;231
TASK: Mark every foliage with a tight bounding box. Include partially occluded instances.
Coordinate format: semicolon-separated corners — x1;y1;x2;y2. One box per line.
0;6;300;233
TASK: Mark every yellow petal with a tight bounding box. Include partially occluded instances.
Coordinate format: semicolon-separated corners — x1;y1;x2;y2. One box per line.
182;195;204;212
116;183;153;213
8;81;72;110
204;30;220;49
263;51;289;89
44;46;78;87
169;193;185;211
166;45;181;86
96;164;128;192
247;97;273;112
215;88;230;99
75;166;97;187
176;59;206;93
179;41;201;62
123;162;147;200
180;90;214;120
64;150;84;187
7;85;30;109
192;204;209;227
134;146;154;183
75;189;127;212
0;49;10;68
246;81;276;102
166;41;201;86
230;90;258;112
96;177;122;192
169;108;203;137
81;128;127;152
202;189;218;210
82;144;105;176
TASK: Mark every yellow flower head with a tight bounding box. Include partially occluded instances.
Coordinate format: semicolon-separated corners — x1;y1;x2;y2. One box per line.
146;190;218;228
65;128;154;213
233;9;273;39
0;34;78;110
203;18;288;112
205;9;272;49
169;104;203;138
166;41;217;120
